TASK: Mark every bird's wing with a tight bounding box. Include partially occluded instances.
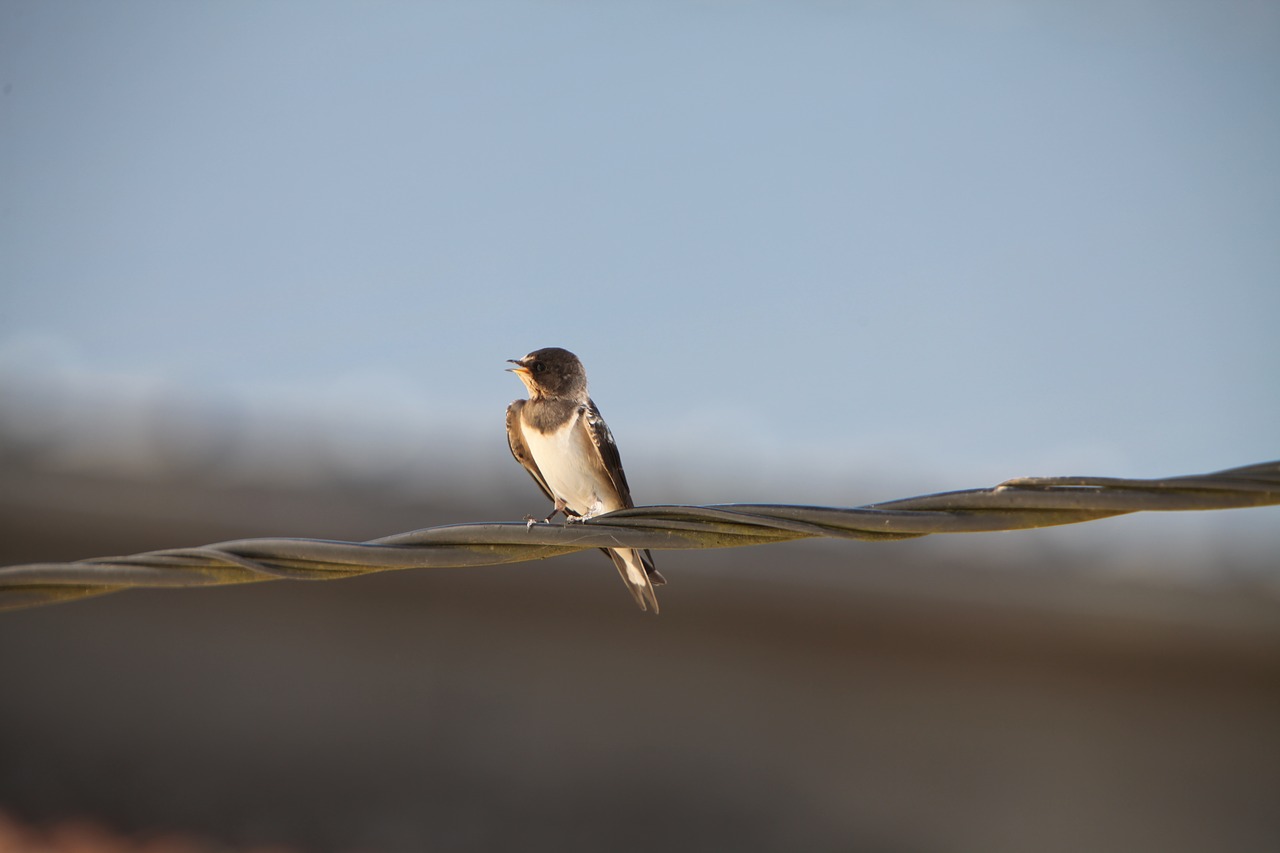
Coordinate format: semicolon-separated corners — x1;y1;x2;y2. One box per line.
506;400;555;503
580;398;634;508
580;399;663;591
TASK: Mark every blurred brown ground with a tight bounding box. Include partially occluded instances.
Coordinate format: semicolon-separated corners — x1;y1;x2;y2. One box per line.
1;460;1278;853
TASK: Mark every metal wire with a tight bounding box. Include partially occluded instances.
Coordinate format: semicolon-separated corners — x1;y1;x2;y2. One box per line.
2;460;1277;611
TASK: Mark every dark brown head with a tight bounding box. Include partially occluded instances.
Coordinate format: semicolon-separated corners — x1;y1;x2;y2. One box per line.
507;347;589;400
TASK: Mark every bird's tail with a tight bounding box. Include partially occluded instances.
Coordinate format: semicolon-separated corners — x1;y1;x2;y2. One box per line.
608;548;660;614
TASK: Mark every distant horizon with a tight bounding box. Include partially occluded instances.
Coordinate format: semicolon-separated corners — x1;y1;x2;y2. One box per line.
2;351;1275;586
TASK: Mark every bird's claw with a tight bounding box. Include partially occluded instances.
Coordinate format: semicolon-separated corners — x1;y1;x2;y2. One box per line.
523;515;538;530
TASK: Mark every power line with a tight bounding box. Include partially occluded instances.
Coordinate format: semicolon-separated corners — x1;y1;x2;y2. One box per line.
2;459;1277;612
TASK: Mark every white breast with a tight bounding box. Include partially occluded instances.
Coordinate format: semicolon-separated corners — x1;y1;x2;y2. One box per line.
523;411;615;517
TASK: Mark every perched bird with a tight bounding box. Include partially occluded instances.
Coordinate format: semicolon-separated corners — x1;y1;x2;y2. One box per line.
506;347;664;613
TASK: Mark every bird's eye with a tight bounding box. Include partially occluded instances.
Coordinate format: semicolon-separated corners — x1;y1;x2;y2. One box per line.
532;361;546;373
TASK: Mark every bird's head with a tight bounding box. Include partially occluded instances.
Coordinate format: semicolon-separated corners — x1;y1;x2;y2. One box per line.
507;347;588;400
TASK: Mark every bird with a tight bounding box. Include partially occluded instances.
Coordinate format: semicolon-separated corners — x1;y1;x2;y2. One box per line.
505;347;665;613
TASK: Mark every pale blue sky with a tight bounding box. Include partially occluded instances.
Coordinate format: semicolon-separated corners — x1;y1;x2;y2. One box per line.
2;1;1278;493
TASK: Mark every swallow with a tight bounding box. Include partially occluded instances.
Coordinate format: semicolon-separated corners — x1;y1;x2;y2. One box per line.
506;347;665;613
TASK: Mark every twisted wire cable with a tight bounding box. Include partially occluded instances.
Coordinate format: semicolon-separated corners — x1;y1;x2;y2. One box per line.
2;459;1277;611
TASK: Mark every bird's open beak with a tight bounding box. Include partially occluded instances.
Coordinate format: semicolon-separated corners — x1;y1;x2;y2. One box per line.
506;358;535;392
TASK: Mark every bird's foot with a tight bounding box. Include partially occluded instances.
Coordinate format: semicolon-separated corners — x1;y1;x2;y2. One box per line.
568;507;602;525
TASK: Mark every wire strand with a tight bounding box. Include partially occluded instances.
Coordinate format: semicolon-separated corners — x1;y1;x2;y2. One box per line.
2;459;1277;611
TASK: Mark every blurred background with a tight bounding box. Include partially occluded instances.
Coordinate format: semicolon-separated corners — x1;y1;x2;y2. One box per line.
1;2;1278;851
